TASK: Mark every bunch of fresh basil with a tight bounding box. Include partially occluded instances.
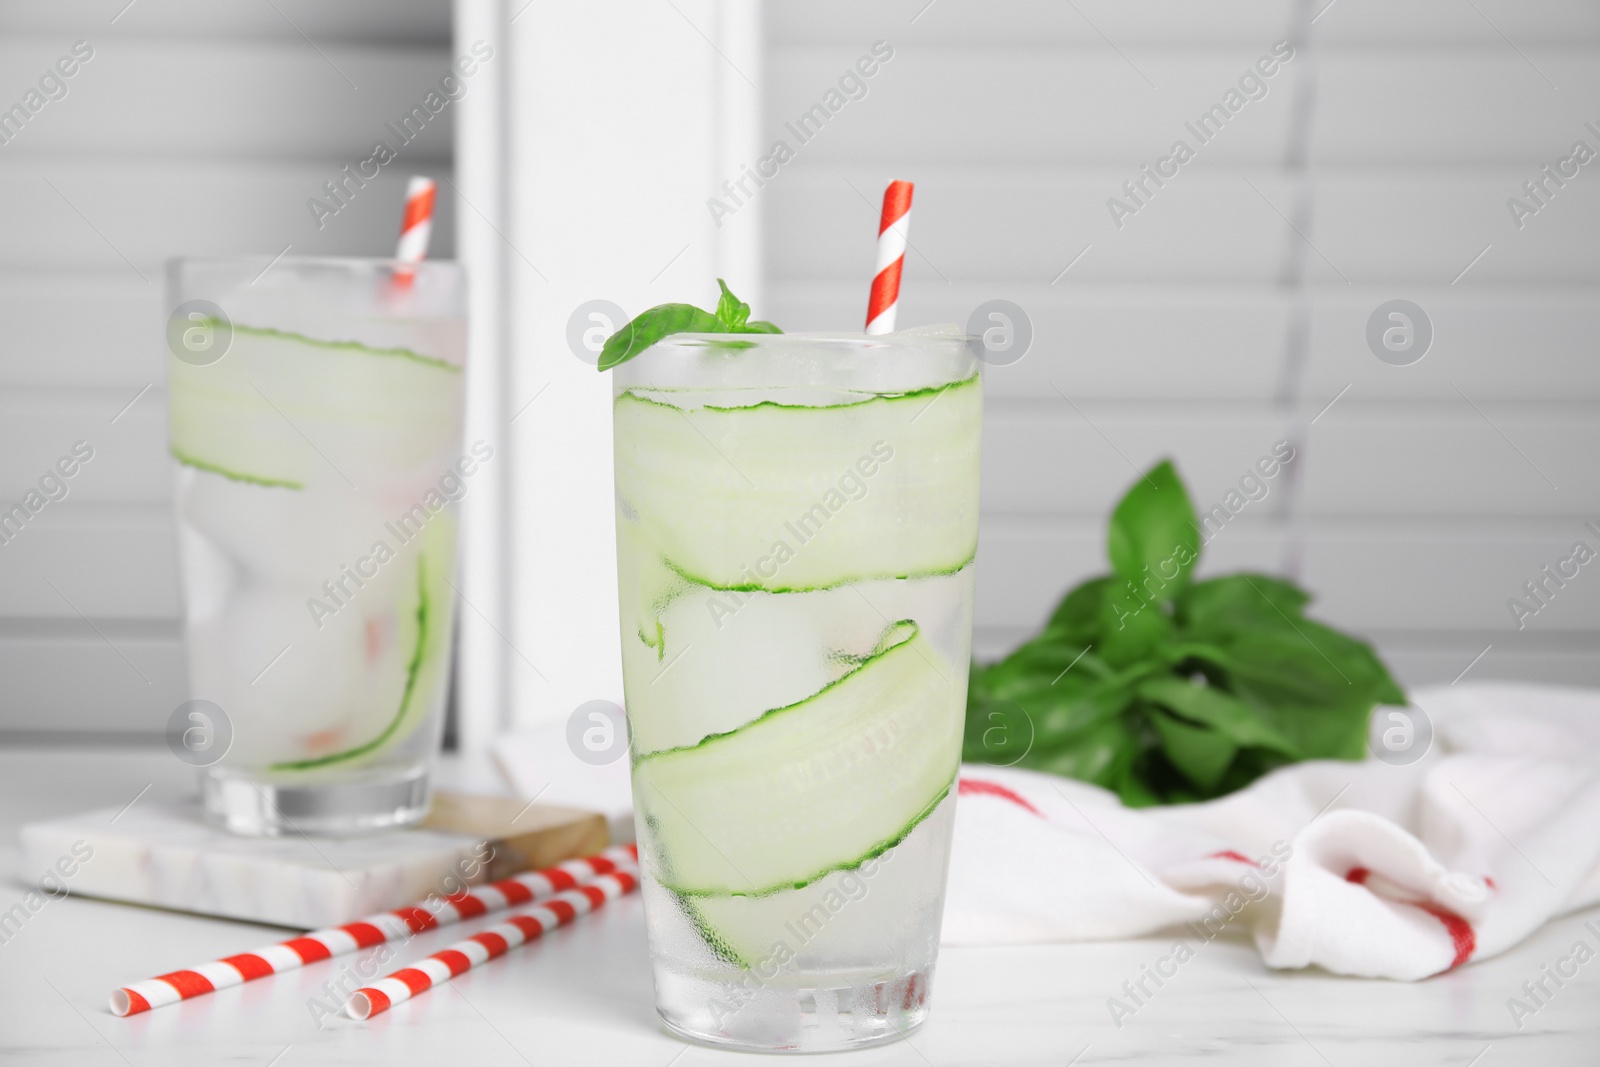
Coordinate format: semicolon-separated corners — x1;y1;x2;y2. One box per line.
964;459;1405;806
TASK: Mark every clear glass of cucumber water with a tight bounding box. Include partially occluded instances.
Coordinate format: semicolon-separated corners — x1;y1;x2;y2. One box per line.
166;257;466;836
613;329;982;1051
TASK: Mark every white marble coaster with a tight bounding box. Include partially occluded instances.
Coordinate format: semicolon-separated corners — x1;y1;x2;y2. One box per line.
20;802;493;929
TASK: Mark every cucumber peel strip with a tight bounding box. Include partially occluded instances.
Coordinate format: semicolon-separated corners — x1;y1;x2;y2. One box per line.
619;370;979;415
200;319;462;375
170;446;304;490
269;554;432;772
659;550;976;596
675;894;748;967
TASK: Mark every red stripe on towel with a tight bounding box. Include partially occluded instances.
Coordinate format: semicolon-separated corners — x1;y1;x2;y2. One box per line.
1344;866;1474;969
958;778;1043;817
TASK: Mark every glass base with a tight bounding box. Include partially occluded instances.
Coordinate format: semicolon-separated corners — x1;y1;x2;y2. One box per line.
654;966;932;1053
202;764;430;836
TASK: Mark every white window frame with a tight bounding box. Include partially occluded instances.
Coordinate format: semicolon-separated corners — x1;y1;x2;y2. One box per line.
452;0;762;751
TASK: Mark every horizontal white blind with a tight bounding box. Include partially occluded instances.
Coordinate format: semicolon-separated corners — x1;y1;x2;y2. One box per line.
0;0;456;738
763;0;1600;688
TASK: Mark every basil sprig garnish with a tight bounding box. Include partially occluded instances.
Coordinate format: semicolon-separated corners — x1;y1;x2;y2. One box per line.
598;279;780;371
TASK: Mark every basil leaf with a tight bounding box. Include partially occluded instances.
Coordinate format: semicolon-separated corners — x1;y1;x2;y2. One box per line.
972;624;1109;700
715;279;750;330
963;699;1036;763
1170;634;1385;763
1030;692;1126;746
1106;459;1199;604
1177;573;1311;635
597;304;720;370
1138;676;1299;756
1165;639;1335;707
1046;576;1113;642
1029;716;1141;792
1097;587;1171;668
1148;710;1237;791
1113;742;1164;808
1208;623;1400;707
597;280;782;370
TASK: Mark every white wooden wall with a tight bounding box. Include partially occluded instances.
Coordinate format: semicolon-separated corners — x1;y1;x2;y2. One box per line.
762;0;1600;687
0;0;458;738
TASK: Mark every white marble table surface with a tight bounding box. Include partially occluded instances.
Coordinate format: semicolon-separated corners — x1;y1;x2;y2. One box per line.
2;746;1596;1066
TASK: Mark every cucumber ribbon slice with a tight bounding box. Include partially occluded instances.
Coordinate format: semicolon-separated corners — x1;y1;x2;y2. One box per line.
168;323;462;490
268;530;452;772
633;619;962;898
613;374;981;593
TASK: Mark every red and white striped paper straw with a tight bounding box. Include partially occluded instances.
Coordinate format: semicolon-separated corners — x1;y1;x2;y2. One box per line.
109;844;637;1017
346;870;639;1019
864;179;914;335
393;175;437;285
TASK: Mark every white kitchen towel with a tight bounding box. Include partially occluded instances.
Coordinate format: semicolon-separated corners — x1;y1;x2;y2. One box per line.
944;682;1600;980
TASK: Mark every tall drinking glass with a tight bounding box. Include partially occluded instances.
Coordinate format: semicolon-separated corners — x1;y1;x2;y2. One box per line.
166;257;467;836
612;330;982;1051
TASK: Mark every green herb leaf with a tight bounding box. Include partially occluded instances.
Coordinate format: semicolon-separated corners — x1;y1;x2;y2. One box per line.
1106;459;1199;604
1148;711;1237;791
1177;573;1310;635
1047;576;1113;641
598;279;782;370
1097;587;1172;668
1137;676;1299;756
597;304;720;371
715;279;750;331
1030;716;1141;792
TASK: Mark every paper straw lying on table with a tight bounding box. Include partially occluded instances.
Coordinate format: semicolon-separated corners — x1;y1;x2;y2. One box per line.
346;869;640;1019
110;844;638;1017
